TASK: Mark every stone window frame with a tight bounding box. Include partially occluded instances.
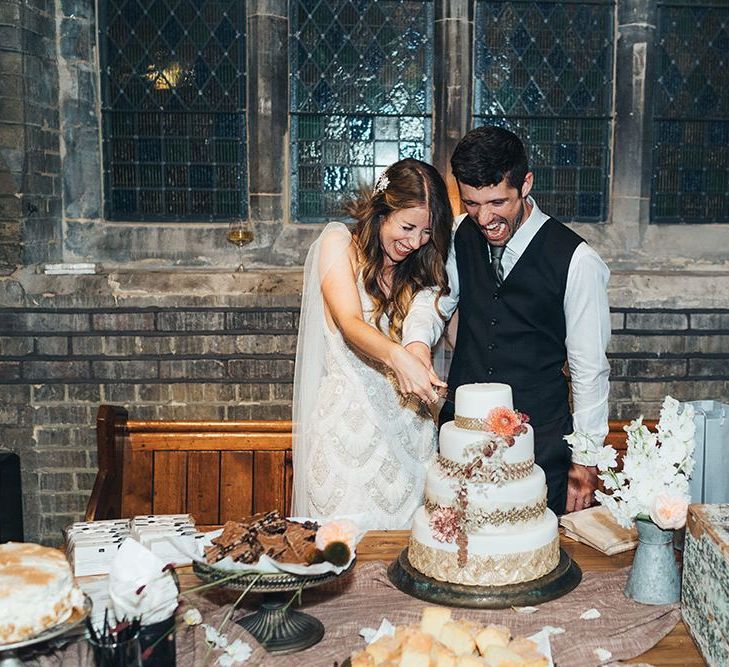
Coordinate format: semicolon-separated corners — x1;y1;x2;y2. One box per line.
58;0;728;268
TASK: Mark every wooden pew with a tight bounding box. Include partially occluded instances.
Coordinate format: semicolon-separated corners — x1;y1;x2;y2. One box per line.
606;418;657;452
86;405;293;529
85;405;654;527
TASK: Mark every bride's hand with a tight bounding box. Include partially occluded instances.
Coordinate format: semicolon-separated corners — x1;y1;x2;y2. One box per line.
404;341;435;374
388;346;447;404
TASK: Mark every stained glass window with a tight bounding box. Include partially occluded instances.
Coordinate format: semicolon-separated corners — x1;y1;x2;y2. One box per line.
473;1;613;222
100;0;247;220
651;1;729;223
290;0;433;221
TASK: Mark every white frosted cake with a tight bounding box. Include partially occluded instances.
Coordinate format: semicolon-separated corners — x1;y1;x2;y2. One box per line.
409;383;560;586
0;543;85;644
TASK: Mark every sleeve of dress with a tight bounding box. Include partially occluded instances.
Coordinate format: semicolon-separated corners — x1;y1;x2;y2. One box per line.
291;222;352;515
563;243;611;465
401;230;460;348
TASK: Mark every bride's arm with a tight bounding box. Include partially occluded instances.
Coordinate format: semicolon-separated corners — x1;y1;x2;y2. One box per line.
319;235;445;403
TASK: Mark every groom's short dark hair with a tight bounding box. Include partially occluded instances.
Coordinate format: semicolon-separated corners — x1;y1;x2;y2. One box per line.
451;126;529;192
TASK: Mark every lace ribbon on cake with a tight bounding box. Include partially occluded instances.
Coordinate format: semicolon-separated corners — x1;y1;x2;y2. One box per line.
408;536;560;586
424;497;547;528
437;455;534;482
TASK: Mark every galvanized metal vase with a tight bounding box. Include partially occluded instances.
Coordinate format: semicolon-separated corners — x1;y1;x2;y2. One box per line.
624;518;681;605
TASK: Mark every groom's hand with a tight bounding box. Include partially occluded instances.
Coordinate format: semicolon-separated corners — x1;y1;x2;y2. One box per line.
404;341;433;371
565;463;598;513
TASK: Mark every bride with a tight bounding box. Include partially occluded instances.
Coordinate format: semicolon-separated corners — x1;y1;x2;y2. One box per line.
292;158;452;530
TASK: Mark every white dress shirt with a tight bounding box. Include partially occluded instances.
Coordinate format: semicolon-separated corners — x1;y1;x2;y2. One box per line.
402;197;612;452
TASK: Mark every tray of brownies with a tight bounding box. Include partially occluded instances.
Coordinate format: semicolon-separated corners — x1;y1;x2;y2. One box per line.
192;510;360;586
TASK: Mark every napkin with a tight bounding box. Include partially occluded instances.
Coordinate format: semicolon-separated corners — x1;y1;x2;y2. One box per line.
559;506;638;555
108;537;179;625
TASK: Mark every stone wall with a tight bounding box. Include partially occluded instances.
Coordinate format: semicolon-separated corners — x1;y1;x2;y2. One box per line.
0;0;63;273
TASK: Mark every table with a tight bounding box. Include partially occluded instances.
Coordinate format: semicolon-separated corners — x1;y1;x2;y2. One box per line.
354;531;705;667
69;530;705;667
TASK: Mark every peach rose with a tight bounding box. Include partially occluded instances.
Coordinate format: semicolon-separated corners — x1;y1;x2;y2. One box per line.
649;492;689;530
315;519;359;551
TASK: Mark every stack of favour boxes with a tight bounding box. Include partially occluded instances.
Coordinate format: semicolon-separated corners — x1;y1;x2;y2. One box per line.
130;514;205;566
682;503;729;667
65;514;204;576
64;519;130;576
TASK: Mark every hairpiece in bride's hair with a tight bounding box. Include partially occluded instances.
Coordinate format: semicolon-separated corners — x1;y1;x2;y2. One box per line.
373;171;390;195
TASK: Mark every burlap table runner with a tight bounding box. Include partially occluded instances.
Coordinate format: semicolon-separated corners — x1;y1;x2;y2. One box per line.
25;562;679;667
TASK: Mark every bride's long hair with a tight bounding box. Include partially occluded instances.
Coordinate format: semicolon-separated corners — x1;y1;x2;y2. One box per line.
345;158;451;341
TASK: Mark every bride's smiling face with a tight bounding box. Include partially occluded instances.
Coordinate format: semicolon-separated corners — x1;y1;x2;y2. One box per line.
378;206;432;266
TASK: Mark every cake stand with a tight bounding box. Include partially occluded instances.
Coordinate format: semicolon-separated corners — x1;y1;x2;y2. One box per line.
388;547;581;608
193;560;355;654
0;595;91;667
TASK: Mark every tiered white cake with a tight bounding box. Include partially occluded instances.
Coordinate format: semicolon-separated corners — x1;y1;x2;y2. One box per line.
409;383;560;586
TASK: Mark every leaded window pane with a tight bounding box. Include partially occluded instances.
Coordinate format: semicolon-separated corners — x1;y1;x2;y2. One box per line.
290;0;433;221
651;2;729;224
100;0;247;221
473;0;613;222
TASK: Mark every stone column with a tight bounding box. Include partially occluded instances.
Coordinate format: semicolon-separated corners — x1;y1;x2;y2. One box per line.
612;0;657;236
247;0;288;221
433;0;472;207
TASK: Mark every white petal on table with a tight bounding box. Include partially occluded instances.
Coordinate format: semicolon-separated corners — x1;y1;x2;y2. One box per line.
594;647;613;662
580;608;601;620
512;605;539;613
360;618;396;644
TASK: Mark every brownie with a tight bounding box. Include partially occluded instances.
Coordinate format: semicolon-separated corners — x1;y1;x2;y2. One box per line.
204;511;319;565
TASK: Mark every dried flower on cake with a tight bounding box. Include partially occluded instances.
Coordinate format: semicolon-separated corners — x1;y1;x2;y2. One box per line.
430;507;460;544
438;408;531;565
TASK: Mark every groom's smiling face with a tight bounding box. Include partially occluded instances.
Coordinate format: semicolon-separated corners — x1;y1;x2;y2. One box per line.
458;173;533;247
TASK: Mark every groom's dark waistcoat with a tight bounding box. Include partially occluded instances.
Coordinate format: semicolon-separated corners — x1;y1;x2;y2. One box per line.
447;215;585;427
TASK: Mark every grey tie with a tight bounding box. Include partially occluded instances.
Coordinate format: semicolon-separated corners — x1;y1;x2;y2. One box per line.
490;244;505;286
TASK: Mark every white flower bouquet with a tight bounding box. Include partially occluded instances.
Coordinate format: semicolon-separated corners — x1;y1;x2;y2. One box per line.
594;396;696;530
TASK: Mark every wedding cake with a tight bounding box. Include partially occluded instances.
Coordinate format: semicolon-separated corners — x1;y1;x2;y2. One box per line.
409;383;560;586
0;543;85;643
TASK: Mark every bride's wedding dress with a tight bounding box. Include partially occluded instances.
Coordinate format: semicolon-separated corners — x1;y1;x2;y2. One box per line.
292;223;437;530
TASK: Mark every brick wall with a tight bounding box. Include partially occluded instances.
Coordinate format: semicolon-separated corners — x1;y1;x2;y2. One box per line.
0;299;297;544
1;291;728;544
609;309;729;418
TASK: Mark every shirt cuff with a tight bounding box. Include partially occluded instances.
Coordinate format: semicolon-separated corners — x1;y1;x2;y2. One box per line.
401;334;431;348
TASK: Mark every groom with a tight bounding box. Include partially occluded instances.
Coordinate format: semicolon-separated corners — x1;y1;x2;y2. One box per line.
403;126;611;515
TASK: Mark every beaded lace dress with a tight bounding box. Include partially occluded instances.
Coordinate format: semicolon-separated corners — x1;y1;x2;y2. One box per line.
292;223;437;530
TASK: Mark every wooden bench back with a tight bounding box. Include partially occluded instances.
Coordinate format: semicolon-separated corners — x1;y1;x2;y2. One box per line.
86;405;655;526
87;405;293;529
